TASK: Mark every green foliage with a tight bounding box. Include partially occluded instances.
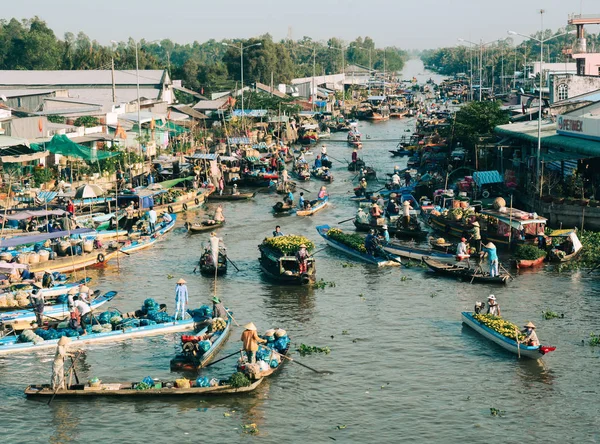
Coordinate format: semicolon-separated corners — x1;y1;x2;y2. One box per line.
47;115;66;124
228;372;251;388
234;91;301;114
297;344;331;356
32;167;54;186
543;311;561;320
449;101;509;149
514;244;546;261
73;116;100;128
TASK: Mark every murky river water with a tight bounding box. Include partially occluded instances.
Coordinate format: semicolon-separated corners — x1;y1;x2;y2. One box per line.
2;60;600;443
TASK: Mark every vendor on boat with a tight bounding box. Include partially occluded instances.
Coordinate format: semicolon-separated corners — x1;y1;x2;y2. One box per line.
469;221;482;253
273;225;285;237
296;244;309;274
218;176;225;195
284;190;294;206
380;225;390;243
404;171;412;187
174;278;189;321
352;148;358;163
481;242;499;278
314;155;322;169
67;287;77;310
147;206;157;233
42;270;55;288
29;282;45;327
78;284;90;303
391;172;401;188
365;229;379;256
359;177;368;193
241;322;266;364
370;202;383;225
232;184;240;195
72;297;92;333
456;237;469;258
298;192;308;209
386;198;399;216
520;321;540;347
213;205;225;222
317;186;328;200
212;296;229;320
161;212;173;224
51;336;75;390
402;200;413;228
486;294;501;316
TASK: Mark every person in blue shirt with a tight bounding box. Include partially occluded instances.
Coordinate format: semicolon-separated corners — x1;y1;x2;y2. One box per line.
284;191;294;206
314;155;322;169
380;225;390;243
481;242;499;277
174;278;189;320
273;225;285;237
298;192;306;209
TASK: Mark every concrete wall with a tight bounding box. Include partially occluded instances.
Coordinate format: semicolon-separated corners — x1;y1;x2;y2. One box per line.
549;74;600;103
521;194;600;230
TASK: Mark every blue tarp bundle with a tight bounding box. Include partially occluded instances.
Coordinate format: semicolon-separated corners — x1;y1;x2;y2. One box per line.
473;170;503;188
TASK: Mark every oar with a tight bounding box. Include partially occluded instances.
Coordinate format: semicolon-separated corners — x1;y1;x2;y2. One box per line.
297;186;311;193
499;263;514;280
48;351;82;405
117;249;131;256
69;356;80;384
226;256;240;272
263;346;332;374
203;349;242;368
326;154;347;164
515;328;521;359
338;217;355;225
308;246;329;257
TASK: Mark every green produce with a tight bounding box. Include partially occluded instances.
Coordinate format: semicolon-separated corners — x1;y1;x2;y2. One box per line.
297;344;331;356
262;235;315;255
228;372;251;388
514;244;546;261
327;228;367;253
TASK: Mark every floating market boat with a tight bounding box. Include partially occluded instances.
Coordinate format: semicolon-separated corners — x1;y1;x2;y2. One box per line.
382;242;455;262
117;182;213;215
296;197;328;217
24;378;264;398
293;163;311;182
185;221;224;234
514;255;546;269
258;236;316;285
547;229;583;263
311;167;333;183
0;315;200;356
207;191;255;201
423;258;509;284
198;248;228;276
272;201;295;215
461;312;556;359
0;277;89;302
316;225;399;267
170;317;232;371
0;291;117;331
116;214;176;254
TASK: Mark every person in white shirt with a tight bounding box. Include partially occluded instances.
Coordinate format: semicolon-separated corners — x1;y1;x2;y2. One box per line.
72;298;92;332
486;295;501;316
147;206;157;233
391;173;401;186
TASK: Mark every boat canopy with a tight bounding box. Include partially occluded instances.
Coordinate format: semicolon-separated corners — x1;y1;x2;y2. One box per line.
0;209;66;221
473;171;503;187
0;228;94;248
480;208;547;230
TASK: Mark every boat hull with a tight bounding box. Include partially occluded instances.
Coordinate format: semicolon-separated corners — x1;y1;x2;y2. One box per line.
423;258;509;284
515;255;545;269
296;198;328;217
170;320;232;371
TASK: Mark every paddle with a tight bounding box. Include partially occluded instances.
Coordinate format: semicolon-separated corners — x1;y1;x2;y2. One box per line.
308;247;329;257
69;356;81;384
515;328;521;359
338;217;355;225
117;249;131;256
499;263;514;280
326;154;347;164
48;351;82;405
263;346;332;374
226;256;240;272
203;349;242;368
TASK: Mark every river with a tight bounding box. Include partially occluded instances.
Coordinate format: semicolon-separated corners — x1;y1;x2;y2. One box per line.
1;60;600;443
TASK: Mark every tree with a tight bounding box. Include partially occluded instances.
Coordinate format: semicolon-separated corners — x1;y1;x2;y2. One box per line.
450;101;509;149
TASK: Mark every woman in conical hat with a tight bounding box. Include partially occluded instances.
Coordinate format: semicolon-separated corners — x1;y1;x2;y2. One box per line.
52;336;73;390
241;322;266;364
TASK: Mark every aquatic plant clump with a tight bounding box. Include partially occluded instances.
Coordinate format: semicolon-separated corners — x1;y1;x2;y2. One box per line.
327;228;367;253
262;235;315;255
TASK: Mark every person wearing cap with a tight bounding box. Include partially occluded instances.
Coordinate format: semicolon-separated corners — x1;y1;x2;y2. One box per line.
370;202;383;225
481;242;499;277
380;225;390;243
296;244;309;274
241;322;266;364
52;336;75;390
174;278;189;321
520;321;539;346
469;221;482;253
486;295;501;316
457;237;469;258
212;296;229;320
42;270;55;288
402;200;413;228
29;282;45;326
359;177;367;193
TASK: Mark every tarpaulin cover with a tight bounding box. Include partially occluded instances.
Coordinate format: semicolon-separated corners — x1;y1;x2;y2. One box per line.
0;228;93;248
0;209;66;221
472;170;503;187
44;134;120;161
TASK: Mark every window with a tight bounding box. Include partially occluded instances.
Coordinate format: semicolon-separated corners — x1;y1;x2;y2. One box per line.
557;83;569;101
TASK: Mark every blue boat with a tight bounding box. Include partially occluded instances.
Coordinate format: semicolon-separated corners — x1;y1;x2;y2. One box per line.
0;291;117;330
170;318;232;371
316;225;399;267
1;277;91;302
382;242;455;262
297;197;329;217
117;214;176;254
461;312;556;359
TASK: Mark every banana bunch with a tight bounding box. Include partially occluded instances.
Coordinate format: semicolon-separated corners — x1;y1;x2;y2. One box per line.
263;235;315;255
474;314;525;341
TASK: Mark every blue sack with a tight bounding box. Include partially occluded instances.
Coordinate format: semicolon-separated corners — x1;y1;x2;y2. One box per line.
141;376;154;386
198;340;211;352
195;377;210;387
270;360;279;368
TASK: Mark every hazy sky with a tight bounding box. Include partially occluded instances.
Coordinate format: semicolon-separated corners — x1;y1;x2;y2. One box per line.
4;0;599;49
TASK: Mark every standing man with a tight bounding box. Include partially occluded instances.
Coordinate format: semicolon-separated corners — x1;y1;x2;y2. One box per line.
241;322;266;364
72;297;92;334
51;336;74;390
218;176;225;195
29;282;45;327
298;192;306;209
402;200;413;228
469;221;482;253
174;278;189;321
147;206;157;233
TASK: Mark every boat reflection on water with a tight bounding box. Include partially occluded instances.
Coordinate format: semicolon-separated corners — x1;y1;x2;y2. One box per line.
50;400;80;444
261;285;316;323
516;359;556;386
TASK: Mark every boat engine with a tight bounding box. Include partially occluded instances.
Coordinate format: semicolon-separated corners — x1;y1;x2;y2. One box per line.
474;302;485;314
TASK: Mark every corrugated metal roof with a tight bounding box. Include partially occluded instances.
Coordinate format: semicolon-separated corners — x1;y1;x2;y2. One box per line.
0;89;57;98
0;70;167;86
472;171;503;187
0;135;29;148
193;97;229;110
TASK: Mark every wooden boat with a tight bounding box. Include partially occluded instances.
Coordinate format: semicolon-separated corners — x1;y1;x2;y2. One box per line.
394;224;428;240
347;159;365;172
547;229;582;263
429;237;455;254
423;258;509;284
311;167;333;183
382;242;455;262
198;249;228;276
24;378;264;398
0;277;90;301
0;291;117;331
461;312;556;359
117;186;213;215
293;163;311;182
0;315;200;356
207;191;255;201
185;220;224;234
296;197;329;217
514;255;545;269
170;318;232;371
389;148;411;157
316;225;399;267
276;180;296;195
258;242;316;285
117;214;177;254
272;202;295;215
29;249;118;274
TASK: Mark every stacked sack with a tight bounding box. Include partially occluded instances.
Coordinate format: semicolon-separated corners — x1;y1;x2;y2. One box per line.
18;330;44;344
195;376;210;387
273;329;290;353
188;305;213;322
15;291;29;307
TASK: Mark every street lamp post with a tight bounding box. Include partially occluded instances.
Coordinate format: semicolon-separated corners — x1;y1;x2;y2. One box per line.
354;46;372;94
222;41;262;118
458;38;502;101
509;12;574;195
298;43;317;111
328;44;346;96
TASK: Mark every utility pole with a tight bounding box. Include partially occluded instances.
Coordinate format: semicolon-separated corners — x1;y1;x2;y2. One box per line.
111;56;116;103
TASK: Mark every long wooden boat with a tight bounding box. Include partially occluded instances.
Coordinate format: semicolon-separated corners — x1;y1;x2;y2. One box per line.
461;312;556;359
185;220;224;234
514;255;545;269
316;225;399;267
0;291;117;331
29;249;118;274
207;192;255;202
272;202;295;215
198;249;228;276
0;316;200;356
170;318;232;371
547;229;583;263
353;219;427;240
311;168;333;183
116;214;176;254
24;378;264;398
423;258;509;284
296;197;328;217
1;277;90;301
117;186;213;215
382;242;455;262
258;243;316;285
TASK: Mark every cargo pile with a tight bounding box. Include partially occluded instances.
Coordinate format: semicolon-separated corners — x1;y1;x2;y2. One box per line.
473;314;525;341
327;228;367;253
262;235;315;255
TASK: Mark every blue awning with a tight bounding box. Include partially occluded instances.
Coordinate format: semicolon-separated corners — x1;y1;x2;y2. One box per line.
472;171;503;187
0;228;94;248
186;153;218;160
